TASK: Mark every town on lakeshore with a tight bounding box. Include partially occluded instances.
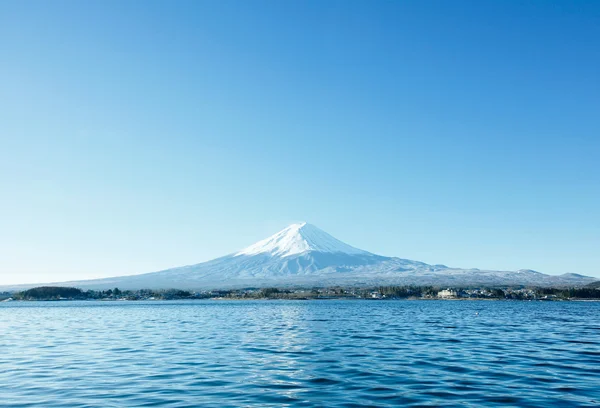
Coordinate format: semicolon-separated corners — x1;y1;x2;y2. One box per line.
2;283;600;302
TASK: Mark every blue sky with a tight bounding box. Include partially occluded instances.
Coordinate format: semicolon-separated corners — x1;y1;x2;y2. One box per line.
1;0;599;284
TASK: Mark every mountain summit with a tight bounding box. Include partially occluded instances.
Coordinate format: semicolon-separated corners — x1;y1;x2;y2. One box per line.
236;222;370;258
1;223;595;291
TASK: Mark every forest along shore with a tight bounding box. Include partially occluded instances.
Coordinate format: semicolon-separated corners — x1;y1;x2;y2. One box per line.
2;284;600;302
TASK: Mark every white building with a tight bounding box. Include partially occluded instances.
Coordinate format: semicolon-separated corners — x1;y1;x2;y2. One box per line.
438;289;458;299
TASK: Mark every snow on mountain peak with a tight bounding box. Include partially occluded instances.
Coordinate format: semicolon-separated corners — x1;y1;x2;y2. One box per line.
235;222;371;258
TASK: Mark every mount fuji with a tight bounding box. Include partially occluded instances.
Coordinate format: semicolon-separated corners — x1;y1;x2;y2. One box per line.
2;223;595;291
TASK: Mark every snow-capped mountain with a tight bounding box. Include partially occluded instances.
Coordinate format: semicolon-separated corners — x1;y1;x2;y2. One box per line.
236;222;370;258
1;223;595;291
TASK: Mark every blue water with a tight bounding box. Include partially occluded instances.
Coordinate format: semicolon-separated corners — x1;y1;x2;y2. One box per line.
1;300;599;407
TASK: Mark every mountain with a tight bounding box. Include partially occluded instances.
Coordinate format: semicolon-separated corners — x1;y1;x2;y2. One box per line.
586;281;600;289
1;222;595;291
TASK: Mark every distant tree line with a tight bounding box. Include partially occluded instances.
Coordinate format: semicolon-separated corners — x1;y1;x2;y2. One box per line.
13;287;195;301
15;286;86;300
376;286;437;298
8;285;600;301
84;288;195;300
536;287;600;299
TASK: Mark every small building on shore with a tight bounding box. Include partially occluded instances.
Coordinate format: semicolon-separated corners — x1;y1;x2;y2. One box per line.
438;289;458;299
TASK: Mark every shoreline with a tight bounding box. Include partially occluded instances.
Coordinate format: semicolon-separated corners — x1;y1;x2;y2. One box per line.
4;297;600;303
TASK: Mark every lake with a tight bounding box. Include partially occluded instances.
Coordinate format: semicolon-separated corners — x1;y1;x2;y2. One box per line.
1;300;599;407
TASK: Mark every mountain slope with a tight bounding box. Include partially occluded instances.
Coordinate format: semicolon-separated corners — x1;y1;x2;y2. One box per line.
1;223;596;291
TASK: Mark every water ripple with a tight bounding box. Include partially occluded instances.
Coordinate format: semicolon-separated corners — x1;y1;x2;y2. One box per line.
1;300;599;407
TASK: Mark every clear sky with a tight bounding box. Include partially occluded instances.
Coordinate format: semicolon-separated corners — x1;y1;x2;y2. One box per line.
1;0;599;285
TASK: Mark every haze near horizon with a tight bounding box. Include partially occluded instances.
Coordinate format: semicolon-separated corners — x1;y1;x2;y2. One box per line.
1;1;599;285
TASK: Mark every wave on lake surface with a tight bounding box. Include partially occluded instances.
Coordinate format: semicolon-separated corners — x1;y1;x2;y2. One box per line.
1;300;599;407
